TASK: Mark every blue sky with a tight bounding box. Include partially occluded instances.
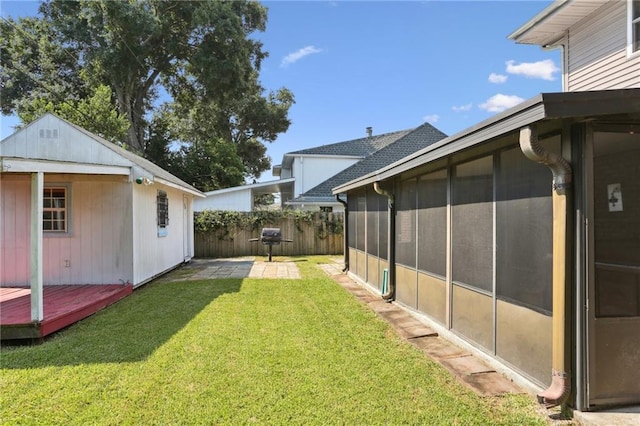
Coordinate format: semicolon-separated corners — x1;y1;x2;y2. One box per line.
1;1;561;181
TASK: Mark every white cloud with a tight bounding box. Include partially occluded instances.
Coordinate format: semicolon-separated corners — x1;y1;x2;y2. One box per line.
488;73;508;84
479;94;525;113
452;103;472;112
505;59;559;81
423;114;440;123
281;46;323;67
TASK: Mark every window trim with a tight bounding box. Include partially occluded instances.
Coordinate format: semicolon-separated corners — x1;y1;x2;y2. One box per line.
628;0;640;57
43;184;71;236
157;190;169;237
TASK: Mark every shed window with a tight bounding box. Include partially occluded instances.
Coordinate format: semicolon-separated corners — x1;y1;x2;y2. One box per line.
157;190;169;236
43;187;68;232
630;0;640;54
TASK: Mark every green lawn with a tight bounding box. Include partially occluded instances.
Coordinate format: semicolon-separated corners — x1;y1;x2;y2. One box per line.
1;257;549;425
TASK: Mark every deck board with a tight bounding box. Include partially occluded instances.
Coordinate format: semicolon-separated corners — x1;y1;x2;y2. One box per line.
1;284;132;339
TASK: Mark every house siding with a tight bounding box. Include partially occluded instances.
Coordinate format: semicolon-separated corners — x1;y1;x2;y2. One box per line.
0;115;132;167
0;174;134;286
132;184;187;286
294;156;358;198
193;188;253;212
0;174;31;286
567;1;640;91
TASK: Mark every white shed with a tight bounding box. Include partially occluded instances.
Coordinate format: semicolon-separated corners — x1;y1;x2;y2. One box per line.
0;113;204;323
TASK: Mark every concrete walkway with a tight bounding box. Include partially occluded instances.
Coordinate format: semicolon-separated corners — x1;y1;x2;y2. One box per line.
158;258;300;282
318;260;524;397
573;406;640;426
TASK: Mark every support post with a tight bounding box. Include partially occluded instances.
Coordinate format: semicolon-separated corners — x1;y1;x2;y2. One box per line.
30;172;44;322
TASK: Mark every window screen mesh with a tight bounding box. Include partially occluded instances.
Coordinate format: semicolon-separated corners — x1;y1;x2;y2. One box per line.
379;196;388;260
366;190;380;257
452;156;493;292
417;170;447;277
356;193;366;251
347;194;357;249
396;178;417;267
496;146;553;314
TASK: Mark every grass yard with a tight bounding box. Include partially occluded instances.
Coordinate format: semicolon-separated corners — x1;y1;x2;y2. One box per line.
1;257;549;425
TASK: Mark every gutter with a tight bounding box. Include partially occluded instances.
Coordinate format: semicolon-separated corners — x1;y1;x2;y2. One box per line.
335;194;349;272
373;181;395;301
519;125;572;408
507;0;569;43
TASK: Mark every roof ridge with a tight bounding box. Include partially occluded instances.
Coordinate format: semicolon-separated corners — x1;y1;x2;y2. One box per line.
287;128;414;156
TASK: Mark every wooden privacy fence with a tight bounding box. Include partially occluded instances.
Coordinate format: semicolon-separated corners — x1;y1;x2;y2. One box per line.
194;211;344;258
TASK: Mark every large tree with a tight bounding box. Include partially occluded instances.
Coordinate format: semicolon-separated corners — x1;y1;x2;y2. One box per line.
1;0;293;188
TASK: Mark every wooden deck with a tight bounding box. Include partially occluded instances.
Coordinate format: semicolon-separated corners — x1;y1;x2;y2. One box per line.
0;284;133;340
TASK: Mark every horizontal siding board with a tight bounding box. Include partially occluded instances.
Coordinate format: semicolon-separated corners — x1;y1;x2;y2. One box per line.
566;1;639;91
569;1;624;68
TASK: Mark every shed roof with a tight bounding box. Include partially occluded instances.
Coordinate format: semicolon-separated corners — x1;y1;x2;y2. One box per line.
333;88;640;194
291;122;447;204
0;113;204;197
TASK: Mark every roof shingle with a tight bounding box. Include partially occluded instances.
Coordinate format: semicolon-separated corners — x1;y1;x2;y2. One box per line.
287;129;413;158
291;122;447;203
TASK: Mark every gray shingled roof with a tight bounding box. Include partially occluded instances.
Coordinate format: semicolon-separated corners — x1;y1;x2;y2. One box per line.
286;129;412;158
291;122;447;203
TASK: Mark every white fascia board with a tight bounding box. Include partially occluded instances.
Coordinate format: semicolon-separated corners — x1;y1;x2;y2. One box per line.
508;0;569;42
202;178;296;196
296;154;363;160
154;177;206;198
1;157;130;175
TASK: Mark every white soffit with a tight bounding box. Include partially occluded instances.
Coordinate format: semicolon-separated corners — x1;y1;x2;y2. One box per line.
509;0;607;46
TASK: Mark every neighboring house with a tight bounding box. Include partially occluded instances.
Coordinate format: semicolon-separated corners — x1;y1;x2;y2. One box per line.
194;178;295;212
288;123;447;209
509;0;640;91
1;113;204;323
193;128;412;212
274;128;413;212
333;0;640;414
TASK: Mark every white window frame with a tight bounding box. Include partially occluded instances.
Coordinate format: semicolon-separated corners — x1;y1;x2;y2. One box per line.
628;0;640;57
157;190;169;237
43;185;70;234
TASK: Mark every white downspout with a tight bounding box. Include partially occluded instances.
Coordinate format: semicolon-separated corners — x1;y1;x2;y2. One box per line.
373;181;395;301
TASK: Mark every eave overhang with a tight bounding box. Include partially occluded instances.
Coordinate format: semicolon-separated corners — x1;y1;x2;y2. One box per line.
508;0;607;46
333;89;640;194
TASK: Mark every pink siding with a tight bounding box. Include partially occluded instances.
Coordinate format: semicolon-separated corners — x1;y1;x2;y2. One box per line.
0;174;134;286
42;175;134;285
0;175;31;286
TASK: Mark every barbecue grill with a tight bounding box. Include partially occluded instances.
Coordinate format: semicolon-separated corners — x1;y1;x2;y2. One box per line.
248;228;292;262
